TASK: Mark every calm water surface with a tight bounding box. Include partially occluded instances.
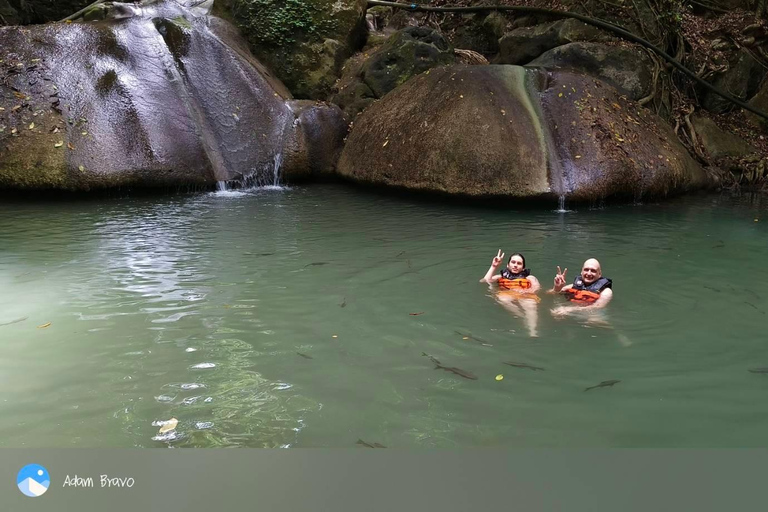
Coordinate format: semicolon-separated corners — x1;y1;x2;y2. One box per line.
0;186;766;447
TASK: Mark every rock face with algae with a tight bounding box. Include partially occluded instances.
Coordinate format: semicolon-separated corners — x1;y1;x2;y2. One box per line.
338;65;709;202
0;0;347;191
212;0;367;99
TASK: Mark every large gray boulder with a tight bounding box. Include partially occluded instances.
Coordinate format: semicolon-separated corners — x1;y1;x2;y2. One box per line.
332;27;455;118
702;48;767;114
0;0;346;191
496;19;610;65
692;116;759;160
528;42;653;101
338;65;709;202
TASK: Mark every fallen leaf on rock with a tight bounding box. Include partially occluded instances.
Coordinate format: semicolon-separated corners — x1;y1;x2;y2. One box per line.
54;141;63;148
158;418;178;434
37;322;51;328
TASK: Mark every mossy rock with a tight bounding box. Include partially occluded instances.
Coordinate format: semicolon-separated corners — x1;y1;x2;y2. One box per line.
527;42;653;101
701;49;767;114
1;0;21;25
9;0;94;24
332;27;455;118
362;27;454;98
212;0;367;99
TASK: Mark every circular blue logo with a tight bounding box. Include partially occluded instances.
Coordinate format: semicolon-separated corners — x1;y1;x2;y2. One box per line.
17;464;50;497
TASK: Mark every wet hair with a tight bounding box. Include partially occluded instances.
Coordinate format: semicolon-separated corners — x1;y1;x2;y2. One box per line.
508;253;526;268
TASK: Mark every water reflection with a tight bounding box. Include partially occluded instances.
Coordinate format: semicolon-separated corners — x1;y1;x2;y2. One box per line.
0;188;767;447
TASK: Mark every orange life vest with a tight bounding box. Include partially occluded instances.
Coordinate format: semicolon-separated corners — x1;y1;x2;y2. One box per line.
498;277;532;290
565;276;612;304
564;288;602;304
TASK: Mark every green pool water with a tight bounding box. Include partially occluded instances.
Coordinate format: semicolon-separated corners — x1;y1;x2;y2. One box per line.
0;186;766;447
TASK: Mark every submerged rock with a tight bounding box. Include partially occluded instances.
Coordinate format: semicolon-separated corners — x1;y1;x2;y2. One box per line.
337;65;709;202
0;0;346;191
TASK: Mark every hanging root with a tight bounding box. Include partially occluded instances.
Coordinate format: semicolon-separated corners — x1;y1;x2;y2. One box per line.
639;50;661;106
683;107;707;161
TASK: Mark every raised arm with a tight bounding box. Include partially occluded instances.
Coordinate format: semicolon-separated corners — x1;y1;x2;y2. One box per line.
547;266;569;293
480;250;504;283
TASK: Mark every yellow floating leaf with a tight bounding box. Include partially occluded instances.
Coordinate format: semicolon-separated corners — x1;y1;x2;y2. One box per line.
332;335;338;338
28;122;35;130
462;336;469;340
558;93;563;97
65;20;72;24
612;102;621;109
37;322;51;329
11;128;17;134
382;140;388;147
78;165;85;172
575;155;582;159
500;109;506;115
459;95;463;98
54;141;63;148
81;131;88;136
495;374;504;381
158;418;178;434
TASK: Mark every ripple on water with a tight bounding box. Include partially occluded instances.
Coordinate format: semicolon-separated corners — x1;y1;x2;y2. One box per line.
180;383;206;390
190;363;216;369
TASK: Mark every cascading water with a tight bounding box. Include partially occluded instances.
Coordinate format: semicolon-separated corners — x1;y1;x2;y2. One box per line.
558;195;566;212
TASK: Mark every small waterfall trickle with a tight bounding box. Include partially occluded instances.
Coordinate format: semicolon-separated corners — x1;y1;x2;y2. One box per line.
554;194;572;213
271;150;283;187
216;181;228;191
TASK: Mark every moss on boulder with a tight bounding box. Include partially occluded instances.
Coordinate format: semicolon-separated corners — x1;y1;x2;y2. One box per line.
213;0;367;99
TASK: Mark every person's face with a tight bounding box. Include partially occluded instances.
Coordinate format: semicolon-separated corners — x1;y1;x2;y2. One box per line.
581;261;601;284
507;255;524;274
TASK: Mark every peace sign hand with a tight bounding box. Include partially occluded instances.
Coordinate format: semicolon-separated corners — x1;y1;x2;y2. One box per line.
492;249;505;267
554;265;568;290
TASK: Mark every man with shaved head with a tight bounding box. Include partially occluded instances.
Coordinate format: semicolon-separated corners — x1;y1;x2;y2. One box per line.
549;258;613;317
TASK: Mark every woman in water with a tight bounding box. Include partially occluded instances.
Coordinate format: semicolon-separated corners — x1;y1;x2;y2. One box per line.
480;250;541;337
